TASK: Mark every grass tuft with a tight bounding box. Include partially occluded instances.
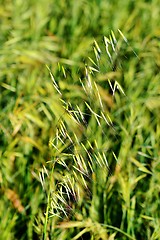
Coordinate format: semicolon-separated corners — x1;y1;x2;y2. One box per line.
1;0;160;239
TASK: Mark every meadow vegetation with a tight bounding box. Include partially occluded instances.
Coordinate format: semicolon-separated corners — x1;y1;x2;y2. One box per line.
0;0;160;239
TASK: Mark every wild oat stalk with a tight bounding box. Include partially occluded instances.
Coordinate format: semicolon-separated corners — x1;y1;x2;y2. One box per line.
42;30;133;239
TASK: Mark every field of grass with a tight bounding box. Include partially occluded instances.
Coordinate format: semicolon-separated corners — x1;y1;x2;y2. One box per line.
0;0;160;239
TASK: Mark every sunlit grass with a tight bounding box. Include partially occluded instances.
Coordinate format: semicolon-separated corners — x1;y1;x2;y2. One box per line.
0;0;160;239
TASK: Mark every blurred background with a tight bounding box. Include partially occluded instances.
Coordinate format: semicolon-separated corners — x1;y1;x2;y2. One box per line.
0;0;160;239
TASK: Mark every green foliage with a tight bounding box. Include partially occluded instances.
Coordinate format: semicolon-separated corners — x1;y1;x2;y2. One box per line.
0;0;160;239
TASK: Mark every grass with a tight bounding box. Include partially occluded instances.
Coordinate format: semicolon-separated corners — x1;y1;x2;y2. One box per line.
0;0;160;239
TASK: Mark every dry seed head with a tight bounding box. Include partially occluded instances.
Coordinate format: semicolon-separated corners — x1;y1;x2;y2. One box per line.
45;32;127;219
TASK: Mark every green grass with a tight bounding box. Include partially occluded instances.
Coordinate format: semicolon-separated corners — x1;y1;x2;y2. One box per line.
0;0;160;239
